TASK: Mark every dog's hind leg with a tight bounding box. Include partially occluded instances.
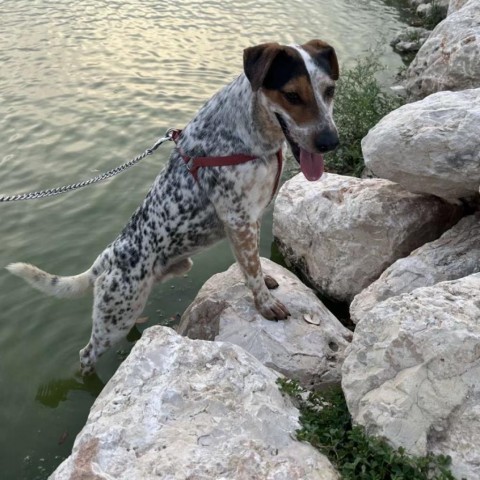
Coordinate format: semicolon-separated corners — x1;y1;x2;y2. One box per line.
79;271;154;375
154;258;193;283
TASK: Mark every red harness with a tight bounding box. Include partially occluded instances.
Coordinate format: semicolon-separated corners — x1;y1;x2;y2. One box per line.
170;129;283;202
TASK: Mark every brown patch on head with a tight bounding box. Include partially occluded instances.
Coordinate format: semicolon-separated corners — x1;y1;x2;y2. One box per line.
302;39;339;80
263;74;319;125
244;43;320;125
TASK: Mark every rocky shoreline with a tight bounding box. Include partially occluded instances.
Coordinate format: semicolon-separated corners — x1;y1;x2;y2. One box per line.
50;0;479;478
390;0;449;56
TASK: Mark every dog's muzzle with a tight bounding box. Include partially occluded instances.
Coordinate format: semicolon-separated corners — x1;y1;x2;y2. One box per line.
276;113;336;181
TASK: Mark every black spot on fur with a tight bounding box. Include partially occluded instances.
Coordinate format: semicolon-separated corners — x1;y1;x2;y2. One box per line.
103;292;113;303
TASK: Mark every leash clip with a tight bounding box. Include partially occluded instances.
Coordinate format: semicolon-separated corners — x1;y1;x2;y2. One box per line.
166;128;182;142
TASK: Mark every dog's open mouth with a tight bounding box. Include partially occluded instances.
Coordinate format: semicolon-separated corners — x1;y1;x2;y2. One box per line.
276;114;324;182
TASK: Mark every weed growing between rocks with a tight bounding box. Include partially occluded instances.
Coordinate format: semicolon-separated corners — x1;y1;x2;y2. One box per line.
325;57;404;177
278;379;455;480
420;1;446;30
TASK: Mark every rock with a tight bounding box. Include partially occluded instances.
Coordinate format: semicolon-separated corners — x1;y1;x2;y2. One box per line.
417;3;433;16
342;274;480;480
408;0;429;7
177;258;352;389
51;326;339;480
389;85;407;96
390;27;431;54
405;0;480;99
350;214;480;323
363;88;480;200
273;173;461;302
449;0;472;15
409;0;448;9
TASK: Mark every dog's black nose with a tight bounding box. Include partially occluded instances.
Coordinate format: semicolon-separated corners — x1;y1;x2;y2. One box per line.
315;129;339;153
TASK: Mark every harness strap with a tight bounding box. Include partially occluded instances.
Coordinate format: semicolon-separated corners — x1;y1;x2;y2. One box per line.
170;129;283;202
271;148;283;202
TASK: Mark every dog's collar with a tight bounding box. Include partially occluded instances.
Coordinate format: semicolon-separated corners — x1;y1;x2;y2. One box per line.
170;129;283;202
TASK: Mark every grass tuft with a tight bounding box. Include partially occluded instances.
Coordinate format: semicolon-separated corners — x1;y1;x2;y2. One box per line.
421;0;447;30
325;57;403;177
278;379;456;480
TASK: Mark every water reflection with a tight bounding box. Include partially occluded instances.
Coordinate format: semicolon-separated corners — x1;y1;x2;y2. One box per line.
35;374;105;409
34;323;146;409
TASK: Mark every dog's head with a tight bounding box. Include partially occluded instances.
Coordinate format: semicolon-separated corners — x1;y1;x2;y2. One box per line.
244;40;339;181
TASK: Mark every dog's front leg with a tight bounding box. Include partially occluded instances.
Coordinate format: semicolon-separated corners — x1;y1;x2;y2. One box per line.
226;222;290;320
255;221;279;290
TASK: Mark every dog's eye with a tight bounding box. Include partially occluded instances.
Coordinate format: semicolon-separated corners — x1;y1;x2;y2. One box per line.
325;86;336;99
282;91;303;105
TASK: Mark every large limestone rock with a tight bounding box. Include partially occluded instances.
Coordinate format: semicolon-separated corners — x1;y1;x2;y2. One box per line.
273;173;461;302
363;88;480;200
449;0;471;14
51;327;339;480
351;214;480;323
178;258;352;389
342;274;480;480
405;0;480;99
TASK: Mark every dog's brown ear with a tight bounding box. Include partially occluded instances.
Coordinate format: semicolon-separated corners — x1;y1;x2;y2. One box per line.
303;39;339;80
243;42;282;91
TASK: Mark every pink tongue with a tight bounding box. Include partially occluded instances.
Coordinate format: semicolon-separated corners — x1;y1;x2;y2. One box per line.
300;148;324;181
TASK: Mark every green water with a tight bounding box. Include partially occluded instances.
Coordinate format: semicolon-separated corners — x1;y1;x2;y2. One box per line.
0;1;408;477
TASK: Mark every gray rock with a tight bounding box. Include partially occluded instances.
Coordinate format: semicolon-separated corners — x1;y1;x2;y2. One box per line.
342;274;480;480
363;88;480;200
178;258;352;389
351;214;480;323
409;0;429;7
449;0;472;15
409;0;448;8
417;3;433;16
391;27;432;53
50;326;339;480
405;0;480;99
273;173;461;302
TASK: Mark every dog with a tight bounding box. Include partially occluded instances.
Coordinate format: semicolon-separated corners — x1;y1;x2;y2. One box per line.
7;40;339;375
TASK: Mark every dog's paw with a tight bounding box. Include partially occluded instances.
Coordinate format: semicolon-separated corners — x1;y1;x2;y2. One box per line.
264;274;279;290
256;294;290;320
79;363;96;376
79;347;97;376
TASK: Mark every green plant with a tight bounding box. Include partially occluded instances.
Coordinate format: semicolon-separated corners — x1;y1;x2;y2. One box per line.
405;29;423;43
325;57;403;177
422;1;446;30
277;379;455;480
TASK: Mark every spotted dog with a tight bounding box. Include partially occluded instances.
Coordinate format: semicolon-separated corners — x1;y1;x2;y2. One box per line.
7;39;339;375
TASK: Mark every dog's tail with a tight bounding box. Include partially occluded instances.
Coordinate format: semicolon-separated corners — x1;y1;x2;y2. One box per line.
6;254;106;298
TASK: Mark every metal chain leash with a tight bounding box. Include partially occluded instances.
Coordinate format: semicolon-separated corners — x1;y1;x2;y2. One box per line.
0;129;176;202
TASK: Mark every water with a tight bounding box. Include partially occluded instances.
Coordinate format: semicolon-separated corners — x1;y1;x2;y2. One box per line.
0;1;408;477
